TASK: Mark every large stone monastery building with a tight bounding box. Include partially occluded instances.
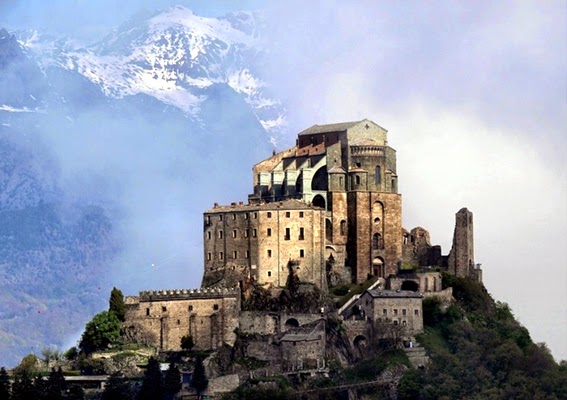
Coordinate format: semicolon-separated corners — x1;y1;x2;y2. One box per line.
125;119;481;354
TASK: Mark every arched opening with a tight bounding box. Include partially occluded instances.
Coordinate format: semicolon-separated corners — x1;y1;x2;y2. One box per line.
374;217;380;226
372;257;384;277
284;318;299;329
325;218;333;243
312;194;326;209
401;280;419;292
375;165;381;184
311;166;328;191
296;171;303;194
353;335;367;360
372;233;383;250
340;220;347;236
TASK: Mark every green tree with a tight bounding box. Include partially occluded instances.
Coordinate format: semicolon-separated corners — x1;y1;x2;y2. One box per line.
191;356;208;399
79;311;121;354
101;373;136;400
109;287;126;322
180;335;195;352
11;370;35;400
138;357;163;400
64;346;78;361
45;367;66;400
163;362;181;399
0;367;11;400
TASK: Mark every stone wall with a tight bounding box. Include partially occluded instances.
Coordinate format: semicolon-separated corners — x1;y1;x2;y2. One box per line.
357;291;423;336
348;191;402;283
447;208;478;280
203;200;326;289
124;288;240;351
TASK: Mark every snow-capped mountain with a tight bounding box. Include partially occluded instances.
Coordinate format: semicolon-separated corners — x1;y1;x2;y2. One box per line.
19;6;286;140
0;6;283;367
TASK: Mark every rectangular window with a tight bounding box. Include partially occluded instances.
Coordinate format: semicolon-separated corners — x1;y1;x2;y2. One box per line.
299;249;305;258
146;308;150;316
206;215;211;224
299;227;305;240
267;228;272;236
402;309;407;316
207;231;211;240
267;249;272;257
253;229;257;237
218;231;223;239
232;229;237;238
219;252;224;260
245;229;249;238
254;212;258;219
232;213;236;220
162;306;167;312
189;305;193;311
207;253;211;261
286;211;291;218
414;309;419;316
299;211;304;218
233;251;237;259
285;227;290;240
393;309;398;316
267;212;272;218
219;214;223;221
213;304;219;311
382;309;387;316
244;213;249;220
245;250;249;259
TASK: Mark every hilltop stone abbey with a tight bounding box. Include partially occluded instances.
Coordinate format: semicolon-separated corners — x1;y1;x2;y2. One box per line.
124;119;482;373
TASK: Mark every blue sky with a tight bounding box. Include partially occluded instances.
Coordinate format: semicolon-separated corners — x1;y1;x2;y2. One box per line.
1;0;566;360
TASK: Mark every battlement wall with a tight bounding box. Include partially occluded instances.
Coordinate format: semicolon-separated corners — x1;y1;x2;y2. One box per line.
136;287;240;302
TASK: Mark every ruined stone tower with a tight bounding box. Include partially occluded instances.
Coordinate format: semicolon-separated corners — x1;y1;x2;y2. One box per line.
447;208;480;280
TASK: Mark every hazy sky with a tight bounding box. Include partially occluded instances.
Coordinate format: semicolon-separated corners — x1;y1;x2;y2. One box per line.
1;1;565;361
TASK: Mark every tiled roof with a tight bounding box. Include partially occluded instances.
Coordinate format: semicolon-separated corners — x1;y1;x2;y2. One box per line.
298;120;364;136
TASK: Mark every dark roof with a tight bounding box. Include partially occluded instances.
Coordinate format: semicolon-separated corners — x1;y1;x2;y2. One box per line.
328;165;347;174
298;120;364;136
205;199;321;213
366;289;423;299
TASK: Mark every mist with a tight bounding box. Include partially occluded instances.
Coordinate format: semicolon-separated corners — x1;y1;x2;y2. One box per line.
261;1;567;360
0;0;565;363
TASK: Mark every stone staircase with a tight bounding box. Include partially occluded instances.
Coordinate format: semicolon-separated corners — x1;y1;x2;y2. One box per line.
403;340;429;368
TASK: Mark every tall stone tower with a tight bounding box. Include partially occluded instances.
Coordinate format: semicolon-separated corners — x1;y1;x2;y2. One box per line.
249;119;402;284
447;208;477;279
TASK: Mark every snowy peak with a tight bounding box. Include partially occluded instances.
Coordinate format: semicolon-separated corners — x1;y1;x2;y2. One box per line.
17;6;285;136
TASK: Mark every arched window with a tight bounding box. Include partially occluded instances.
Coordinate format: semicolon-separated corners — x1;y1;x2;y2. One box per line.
326;219;333;242
340;220;347;236
312;195;326;209
372;233;383;249
375;165;381;184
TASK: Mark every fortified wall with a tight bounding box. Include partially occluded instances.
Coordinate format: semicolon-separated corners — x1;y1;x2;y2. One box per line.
124;287;240;351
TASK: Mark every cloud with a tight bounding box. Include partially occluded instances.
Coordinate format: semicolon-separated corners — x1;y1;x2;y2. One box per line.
261;0;567;359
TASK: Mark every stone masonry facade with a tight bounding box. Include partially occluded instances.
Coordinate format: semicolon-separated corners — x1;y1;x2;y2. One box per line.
124;118;480;359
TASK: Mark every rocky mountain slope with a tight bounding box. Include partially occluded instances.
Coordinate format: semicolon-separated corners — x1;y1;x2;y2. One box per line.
0;6;280;366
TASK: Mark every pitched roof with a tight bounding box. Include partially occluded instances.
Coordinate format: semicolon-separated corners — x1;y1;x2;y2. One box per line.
366;289;423;299
298;120;364;136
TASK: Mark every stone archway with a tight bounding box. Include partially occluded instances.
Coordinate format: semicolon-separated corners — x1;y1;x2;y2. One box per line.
284;318;300;330
401;280;419;292
312;194;326;209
